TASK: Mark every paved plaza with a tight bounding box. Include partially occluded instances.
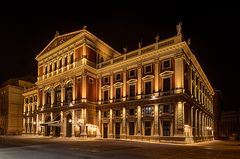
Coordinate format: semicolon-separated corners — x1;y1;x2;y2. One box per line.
0;136;240;159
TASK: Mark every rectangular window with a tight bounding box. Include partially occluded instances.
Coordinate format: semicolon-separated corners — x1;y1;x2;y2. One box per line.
103;77;109;84
129;108;135;116
145;106;152;115
49;64;52;72
115;73;121;81
45;66;48;74
145;64;152;73
65;57;68;66
129;122;135;135
129;85;135;97
163;105;171;113
129;69;136;77
116;88;121;99
162;59;171;69
70;54;74;64
163;78;170;92
145;82;152;94
104;90;108;101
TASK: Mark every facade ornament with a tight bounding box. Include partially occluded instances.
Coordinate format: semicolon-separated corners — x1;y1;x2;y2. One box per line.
187;38;191;46
83;25;87;30
138;42;142;49
155;33;160;43
176;21;182;35
123;47;127;53
54;31;60;38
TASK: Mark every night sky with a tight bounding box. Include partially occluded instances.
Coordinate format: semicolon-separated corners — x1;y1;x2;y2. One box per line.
0;2;239;111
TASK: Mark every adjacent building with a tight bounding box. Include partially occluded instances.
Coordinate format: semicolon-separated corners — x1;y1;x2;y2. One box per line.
0;77;35;135
219;111;240;139
23;24;215;143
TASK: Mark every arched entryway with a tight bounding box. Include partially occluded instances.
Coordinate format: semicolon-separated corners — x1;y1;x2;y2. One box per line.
45;116;51;136
66;114;72;137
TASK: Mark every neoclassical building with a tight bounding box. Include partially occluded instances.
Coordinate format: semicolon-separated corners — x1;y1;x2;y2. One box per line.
23;24;215;143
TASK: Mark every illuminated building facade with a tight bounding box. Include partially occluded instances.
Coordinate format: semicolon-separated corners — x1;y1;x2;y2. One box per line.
23;25;215;143
0;78;34;135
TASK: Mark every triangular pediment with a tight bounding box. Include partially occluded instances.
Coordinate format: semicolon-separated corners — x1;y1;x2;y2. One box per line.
37;31;81;58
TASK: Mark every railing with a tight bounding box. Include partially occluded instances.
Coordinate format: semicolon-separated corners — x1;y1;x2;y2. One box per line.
96;37;177;69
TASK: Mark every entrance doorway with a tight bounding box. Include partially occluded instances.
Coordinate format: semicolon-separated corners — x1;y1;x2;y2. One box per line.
163;121;170;136
115;123;120;139
45;117;51;136
53;115;61;137
103;123;108;138
66;114;72;137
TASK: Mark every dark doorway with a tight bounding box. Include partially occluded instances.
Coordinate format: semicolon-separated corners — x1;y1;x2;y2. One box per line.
66;114;72;137
103;123;108;138
145;121;151;136
163;121;170;136
129;122;135;135
45;117;51;136
115;123;120;139
54;115;61;137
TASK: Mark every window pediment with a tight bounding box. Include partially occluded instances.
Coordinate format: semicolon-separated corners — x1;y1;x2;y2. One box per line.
160;71;174;77
142;75;154;81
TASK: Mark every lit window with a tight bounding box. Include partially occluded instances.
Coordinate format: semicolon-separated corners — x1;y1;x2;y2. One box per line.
145;106;152;114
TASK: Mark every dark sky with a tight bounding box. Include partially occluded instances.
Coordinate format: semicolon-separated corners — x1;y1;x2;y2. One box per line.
0;2;239;111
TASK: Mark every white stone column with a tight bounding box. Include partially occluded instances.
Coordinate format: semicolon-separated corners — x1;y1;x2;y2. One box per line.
174;101;184;136
42;91;46;108
137;64;142;99
110;72;113;103
154;60;159;96
72;110;75;137
154;104;159;136
98;110;101;137
123;68;127;101
82;73;87;102
36;114;39;135
122;107;126;137
80;108;87;136
61;85;65;106
23;118;26;133
195;109;198;137
199;112;202;137
51;90;54;107
60;111;64;136
50;112;53;135
190;106;194;137
41;113;45;135
98;75;102;104
137;106;141;135
174;55;184;94
109;108;113;137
